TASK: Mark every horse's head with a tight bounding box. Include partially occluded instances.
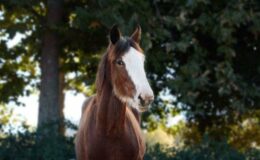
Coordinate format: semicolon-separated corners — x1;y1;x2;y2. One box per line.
100;25;154;112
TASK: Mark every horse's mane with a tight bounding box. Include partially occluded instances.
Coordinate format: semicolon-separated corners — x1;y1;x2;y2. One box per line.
95;50;108;99
125;107;145;157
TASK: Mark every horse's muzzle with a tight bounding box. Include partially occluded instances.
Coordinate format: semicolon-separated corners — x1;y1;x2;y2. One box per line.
138;94;154;111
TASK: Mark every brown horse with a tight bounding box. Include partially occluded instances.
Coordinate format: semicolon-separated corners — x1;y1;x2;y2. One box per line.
75;25;154;160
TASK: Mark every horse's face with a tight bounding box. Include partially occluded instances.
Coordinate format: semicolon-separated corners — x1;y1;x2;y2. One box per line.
109;26;154;112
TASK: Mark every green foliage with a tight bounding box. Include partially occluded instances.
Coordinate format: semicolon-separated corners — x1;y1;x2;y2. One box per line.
0;122;76;160
245;148;260;160
173;136;245;160
0;105;12;127
144;136;260;160
0;0;40;104
145;0;260;132
164;114;260;152
1;0;260;157
0;0;152;101
144;144;173;160
2;123;259;160
2;0;259;131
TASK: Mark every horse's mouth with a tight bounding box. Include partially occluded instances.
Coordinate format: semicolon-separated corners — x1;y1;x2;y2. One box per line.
138;105;149;112
126;98;150;112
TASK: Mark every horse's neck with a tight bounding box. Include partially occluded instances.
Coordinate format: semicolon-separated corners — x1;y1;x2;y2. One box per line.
93;84;145;156
96;84;127;136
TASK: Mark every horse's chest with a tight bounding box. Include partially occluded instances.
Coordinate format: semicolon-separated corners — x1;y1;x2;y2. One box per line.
88;130;141;160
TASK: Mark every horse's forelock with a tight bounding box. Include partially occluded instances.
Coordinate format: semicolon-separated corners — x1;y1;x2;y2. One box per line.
110;38;143;59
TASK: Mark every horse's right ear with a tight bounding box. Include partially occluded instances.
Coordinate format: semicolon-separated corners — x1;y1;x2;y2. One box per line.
110;25;121;44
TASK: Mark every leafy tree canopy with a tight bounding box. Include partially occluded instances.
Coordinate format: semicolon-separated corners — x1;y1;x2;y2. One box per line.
145;0;260;132
0;0;259;141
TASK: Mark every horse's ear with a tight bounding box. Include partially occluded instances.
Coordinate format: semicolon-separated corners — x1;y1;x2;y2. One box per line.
110;25;121;44
131;25;141;44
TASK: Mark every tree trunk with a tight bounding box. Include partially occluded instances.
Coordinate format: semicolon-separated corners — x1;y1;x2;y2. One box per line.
58;72;65;134
38;0;64;135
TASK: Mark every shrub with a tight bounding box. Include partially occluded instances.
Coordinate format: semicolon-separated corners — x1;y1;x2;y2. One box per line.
173;136;245;160
1;124;259;160
0;122;76;160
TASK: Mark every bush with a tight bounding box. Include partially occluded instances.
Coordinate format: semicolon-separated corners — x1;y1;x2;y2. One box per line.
173;136;245;160
244;148;260;160
0;123;76;160
1;124;259;160
144;144;174;160
144;136;260;160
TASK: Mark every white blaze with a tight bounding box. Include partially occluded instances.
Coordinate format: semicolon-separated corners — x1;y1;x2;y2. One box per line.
122;47;154;109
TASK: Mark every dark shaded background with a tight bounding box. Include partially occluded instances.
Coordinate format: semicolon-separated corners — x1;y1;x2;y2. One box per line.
0;0;259;159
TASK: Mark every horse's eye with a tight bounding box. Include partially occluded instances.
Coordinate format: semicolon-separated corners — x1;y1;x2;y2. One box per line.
115;59;124;66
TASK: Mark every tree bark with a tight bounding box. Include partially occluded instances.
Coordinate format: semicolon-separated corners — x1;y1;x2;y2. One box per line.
38;0;64;135
58;72;65;134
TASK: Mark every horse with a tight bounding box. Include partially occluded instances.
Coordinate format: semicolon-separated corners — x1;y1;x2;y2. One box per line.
75;25;154;160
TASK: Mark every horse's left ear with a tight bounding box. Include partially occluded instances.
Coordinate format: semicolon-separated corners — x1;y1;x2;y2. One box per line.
131;25;141;44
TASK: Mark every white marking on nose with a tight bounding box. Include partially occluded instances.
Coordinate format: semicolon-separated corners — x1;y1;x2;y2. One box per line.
122;47;154;107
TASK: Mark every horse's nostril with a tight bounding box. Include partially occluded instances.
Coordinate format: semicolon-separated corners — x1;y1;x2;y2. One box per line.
138;95;142;101
138;95;146;106
138;94;154;107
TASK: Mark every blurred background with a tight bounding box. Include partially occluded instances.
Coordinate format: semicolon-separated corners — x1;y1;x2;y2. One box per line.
0;0;260;159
